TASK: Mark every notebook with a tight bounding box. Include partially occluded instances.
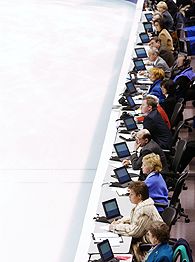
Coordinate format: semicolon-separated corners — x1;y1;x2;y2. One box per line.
123;116;138;131
133;59;146;71
126;95;141;108
97;239;119;262
114;142;131;160
134;47;148;59
139;32;150;44
143;21;153;33
102;198;123;223
125;81;137;95
112;166;132;188
145;13;153;22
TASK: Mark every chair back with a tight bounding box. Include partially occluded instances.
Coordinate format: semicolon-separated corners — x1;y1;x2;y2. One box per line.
161;207;177;229
170;171;188;207
171;121;185;148
172;238;193;262
170;102;183;128
171;139;187;173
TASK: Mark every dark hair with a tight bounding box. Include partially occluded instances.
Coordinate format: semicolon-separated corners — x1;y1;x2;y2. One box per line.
128;181;149;201
150;36;161;44
154;18;165;30
142;132;152;141
160;79;175;95
148;221;170;243
143;95;158;109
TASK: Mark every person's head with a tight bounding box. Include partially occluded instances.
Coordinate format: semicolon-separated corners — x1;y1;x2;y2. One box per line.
128;181;149;204
142;153;162;175
135;129;152;147
147;221;170;245
154;18;165;32
160;79;175;95
152;11;163;24
156;1;168;13
148;48;159;62
176;55;191;68
148;67;165;82
141;95;158;114
148;36;161;49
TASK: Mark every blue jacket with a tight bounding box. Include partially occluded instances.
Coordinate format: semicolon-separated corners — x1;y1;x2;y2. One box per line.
146;243;173;262
145;172;168;212
148;80;165;103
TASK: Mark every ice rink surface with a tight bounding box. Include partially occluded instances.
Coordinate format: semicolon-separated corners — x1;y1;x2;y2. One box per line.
0;0;135;261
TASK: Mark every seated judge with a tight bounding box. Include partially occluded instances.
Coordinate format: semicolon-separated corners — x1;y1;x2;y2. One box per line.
109;181;162;238
142;153;168;213
141;95;173;149
144;221;173;262
122;129;168;173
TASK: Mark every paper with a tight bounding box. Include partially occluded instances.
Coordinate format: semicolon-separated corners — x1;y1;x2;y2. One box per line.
115;187;129;196
93;232;119;238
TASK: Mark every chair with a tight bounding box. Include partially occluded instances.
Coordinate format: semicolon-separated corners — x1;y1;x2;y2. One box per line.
172;238;193;262
169;171;190;223
170;101;184;129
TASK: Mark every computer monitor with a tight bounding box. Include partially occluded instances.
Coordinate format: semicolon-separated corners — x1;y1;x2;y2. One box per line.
126;95;136;108
102;198;121;221
135;47;147;59
114;166;132;184
114;142;130;158
97;239;118;262
123;116;138;131
145;13;153;22
125;81;137;94
133;59;146;71
139;32;150;43
143;22;153;33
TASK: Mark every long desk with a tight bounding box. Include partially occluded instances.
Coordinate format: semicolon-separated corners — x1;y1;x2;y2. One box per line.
74;1;149;261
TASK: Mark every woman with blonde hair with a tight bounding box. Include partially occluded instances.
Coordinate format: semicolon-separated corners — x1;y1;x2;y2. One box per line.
148;67;165;103
142;153;168;213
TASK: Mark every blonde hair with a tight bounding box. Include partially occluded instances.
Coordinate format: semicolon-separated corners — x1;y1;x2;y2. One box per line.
157;1;168;11
149;67;165;80
142;153;162;172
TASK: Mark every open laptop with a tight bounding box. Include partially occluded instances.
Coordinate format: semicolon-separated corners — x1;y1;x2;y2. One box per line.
97;239;119;262
102;198;123;223
145;13;153;22
124;81;137;95
134;47;147;59
133;59;146;71
138;32;150;44
126;95;141;107
123;116;139;132
143;21;153;33
113;142;131;161
110;166;132;188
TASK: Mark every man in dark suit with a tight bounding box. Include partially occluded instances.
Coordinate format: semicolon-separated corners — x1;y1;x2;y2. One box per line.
141;95;173;149
122;129;168;172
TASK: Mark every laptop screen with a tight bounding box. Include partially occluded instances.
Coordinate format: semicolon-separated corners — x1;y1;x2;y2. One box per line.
126;95;136;107
123;116;138;131
143;22;153;33
97;239;114;262
133;59;146;71
135;47;147;59
114;166;132;184
145;13;153;22
139;32;150;43
125;81;137;94
114;142;130;158
102;198;121;219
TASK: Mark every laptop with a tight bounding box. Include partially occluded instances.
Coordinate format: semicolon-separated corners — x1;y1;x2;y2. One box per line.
124;81;137;95
102;198;123;223
133;59;146;71
145;13;153;22
126;95;141;108
113;142;131;160
111;166;132;188
143;21;153;33
134;47;147;59
97;239;119;262
139;32;150;44
123;116;138;132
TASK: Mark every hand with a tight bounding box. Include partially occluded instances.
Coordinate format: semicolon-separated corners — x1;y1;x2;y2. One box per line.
134;142;141;151
122;159;130;166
